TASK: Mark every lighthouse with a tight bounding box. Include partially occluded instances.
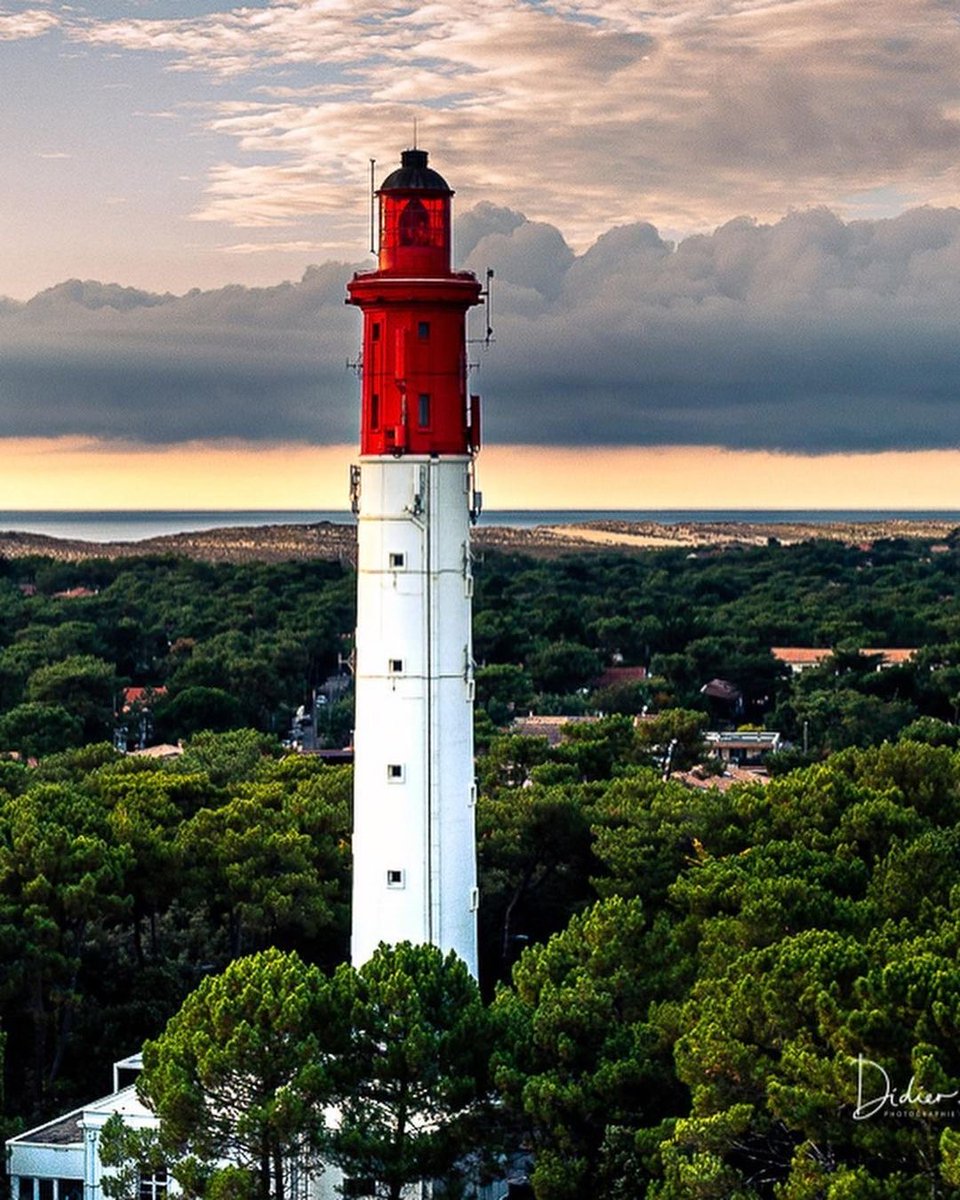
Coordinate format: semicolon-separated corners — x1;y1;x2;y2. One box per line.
347;148;482;976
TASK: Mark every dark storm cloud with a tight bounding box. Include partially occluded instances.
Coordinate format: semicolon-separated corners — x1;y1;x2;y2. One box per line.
4;206;960;452
0;263;358;445
465;204;960;452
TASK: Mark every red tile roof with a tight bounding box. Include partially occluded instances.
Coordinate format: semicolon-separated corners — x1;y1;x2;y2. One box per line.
772;647;916;667
595;665;648;688
121;686;167;711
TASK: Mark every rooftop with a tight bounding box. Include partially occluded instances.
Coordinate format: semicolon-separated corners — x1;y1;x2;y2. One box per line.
379;148;452;194
129;743;183;759
121;686;167;711
772;647;917;668
511;714;601;746
9;1083;147;1148
595;665;648;689
705;730;781;748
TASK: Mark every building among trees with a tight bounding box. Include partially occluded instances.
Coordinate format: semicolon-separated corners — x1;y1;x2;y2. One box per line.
8;1055;160;1200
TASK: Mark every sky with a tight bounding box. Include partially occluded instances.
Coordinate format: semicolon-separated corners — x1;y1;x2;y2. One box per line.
2;0;960;510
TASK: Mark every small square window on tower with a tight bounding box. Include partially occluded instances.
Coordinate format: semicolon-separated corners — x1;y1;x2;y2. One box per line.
387;763;405;782
386;869;405;888
388;552;405;569
372;322;381;341
418;392;430;428
418;320;430;339
389;658;404;673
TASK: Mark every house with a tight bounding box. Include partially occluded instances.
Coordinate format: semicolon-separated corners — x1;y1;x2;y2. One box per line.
7;1053;327;1199
771;647;917;675
114;687;167;752
700;678;741;704
7;1055;503;1200
699;677;743;717
593;665;647;690
510;714;600;746
771;648;832;674
8;1054;164;1200
704;729;781;765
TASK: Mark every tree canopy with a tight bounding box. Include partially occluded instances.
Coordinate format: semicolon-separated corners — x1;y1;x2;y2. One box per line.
4;538;960;1197
328;942;496;1200
138;948;342;1200
4;534;960;752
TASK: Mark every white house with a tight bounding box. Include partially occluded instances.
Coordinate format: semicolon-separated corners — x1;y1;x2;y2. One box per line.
7;1054;166;1200
6;1054;507;1200
6;1053;343;1200
704;729;782;765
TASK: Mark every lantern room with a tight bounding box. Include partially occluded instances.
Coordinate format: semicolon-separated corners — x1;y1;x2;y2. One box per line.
377;148;452;277
347;147;482;457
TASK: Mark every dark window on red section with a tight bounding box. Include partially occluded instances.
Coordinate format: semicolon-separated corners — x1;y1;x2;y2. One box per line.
372;323;380;341
371;393;380;430
418;393;430;428
418;321;430;339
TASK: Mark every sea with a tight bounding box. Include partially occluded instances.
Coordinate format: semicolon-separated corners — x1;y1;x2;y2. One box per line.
1;509;959;544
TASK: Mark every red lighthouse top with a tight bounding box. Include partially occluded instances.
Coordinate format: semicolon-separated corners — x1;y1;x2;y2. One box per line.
377;148;453;277
347;148;482;457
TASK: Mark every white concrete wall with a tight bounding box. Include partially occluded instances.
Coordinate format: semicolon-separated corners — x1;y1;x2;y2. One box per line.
8;1144;85;1196
351;455;479;975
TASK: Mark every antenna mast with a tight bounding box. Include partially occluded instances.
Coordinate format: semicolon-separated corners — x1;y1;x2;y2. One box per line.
369;158;376;256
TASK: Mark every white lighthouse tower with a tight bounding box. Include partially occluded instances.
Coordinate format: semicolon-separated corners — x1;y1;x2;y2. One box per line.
347;149;482;976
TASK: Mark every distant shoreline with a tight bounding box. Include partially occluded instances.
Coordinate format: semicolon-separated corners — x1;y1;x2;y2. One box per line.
3;508;960;544
1;517;957;564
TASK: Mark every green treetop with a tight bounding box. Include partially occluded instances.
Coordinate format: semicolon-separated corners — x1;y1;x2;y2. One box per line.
138;948;344;1200
328;942;496;1200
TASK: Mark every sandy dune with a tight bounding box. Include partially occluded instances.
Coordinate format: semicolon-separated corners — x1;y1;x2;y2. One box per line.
0;517;956;564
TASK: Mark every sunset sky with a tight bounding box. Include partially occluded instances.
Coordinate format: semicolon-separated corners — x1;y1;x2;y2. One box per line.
2;0;960;510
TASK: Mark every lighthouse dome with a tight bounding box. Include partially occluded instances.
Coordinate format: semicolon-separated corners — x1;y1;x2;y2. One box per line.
379;149;452;194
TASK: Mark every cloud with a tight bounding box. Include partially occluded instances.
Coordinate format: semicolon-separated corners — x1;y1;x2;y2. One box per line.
220;239;339;255
470;204;960;452
0;264;359;445
4;204;960;454
58;0;960;247
0;9;59;40
455;202;525;260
